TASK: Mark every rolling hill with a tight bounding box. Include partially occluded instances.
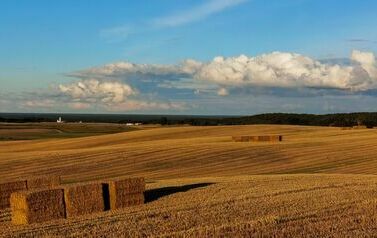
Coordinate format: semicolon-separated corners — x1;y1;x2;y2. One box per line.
0;125;377;182
1;125;377;236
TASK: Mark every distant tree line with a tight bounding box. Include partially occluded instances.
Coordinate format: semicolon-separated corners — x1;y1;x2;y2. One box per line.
0;117;52;123
136;113;377;127
1;112;377;127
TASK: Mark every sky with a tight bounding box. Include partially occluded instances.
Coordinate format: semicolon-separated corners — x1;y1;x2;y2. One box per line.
1;0;377;115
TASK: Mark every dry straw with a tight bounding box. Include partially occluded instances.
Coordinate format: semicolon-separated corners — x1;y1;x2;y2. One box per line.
232;136;250;142
63;183;106;218
11;188;65;225
0;175;60;210
118;193;144;207
353;125;367;129
232;135;283;142
0;180;27;210
105;177;145;209
26;175;61;190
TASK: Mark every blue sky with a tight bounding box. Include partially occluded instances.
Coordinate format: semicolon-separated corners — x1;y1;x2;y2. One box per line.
1;0;377;115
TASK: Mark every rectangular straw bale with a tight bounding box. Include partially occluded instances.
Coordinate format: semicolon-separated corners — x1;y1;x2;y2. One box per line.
264;135;283;142
247;136;256;142
109;191;144;209
250;135;283;142
242;136;251;142
116;193;144;207
10;188;65;225
63;183;105;218
106;177;145;209
109;177;145;194
232;136;250;142
26;175;61;190
353;125;367;129
232;136;242;142
232;136;244;142
257;136;271;142
0;180;27;210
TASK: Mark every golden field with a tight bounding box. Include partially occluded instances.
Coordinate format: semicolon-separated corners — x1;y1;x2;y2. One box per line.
2;175;377;237
1;124;377;236
1;125;377;181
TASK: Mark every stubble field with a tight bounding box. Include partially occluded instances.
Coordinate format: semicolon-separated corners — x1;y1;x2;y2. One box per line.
1;124;377;236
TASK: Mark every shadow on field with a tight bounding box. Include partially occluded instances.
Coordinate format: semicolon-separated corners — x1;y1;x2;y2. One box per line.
144;183;214;203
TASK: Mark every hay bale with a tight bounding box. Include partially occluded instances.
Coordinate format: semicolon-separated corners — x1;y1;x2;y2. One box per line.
108;192;144;209
0;180;27;210
257;136;270;142
116;193;144;207
269;135;283;142
63;183;106;218
252;135;283;142
233;135;284;142
232;136;241;142
106;177;145;209
26;175;61;190
10;188;65;225
232;136;243;142
232;136;250;142
248;136;257;142
353;125;367;129
241;136;251;142
0;175;61;210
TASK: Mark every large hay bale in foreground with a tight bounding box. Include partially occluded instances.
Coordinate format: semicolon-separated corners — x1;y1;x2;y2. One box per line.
63;183;106;218
0;180;27;210
26;175;61;190
115;193;144;207
108;191;144;209
105;177;145;209
11;188;65;225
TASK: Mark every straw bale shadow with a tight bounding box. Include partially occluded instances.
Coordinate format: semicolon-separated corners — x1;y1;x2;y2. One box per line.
144;183;214;203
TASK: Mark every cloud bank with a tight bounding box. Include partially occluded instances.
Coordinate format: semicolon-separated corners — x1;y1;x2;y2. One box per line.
3;50;377;114
75;50;377;94
58;79;136;103
195;50;377;91
55;79;184;112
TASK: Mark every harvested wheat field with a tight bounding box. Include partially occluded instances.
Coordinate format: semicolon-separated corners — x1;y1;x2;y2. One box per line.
1;175;377;236
1;125;377;236
1;125;377;181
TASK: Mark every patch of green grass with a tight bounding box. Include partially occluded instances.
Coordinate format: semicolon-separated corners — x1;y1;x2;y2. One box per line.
0;122;141;141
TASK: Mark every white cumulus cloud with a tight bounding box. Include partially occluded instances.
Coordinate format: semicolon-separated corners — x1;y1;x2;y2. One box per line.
351;50;377;79
56;79;186;112
73;60;202;79
195;51;377;91
73;50;377;95
58;79;136;103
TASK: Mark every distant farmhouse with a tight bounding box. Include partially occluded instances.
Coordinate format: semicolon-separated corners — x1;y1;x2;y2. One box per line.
125;122;142;126
56;117;65;123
